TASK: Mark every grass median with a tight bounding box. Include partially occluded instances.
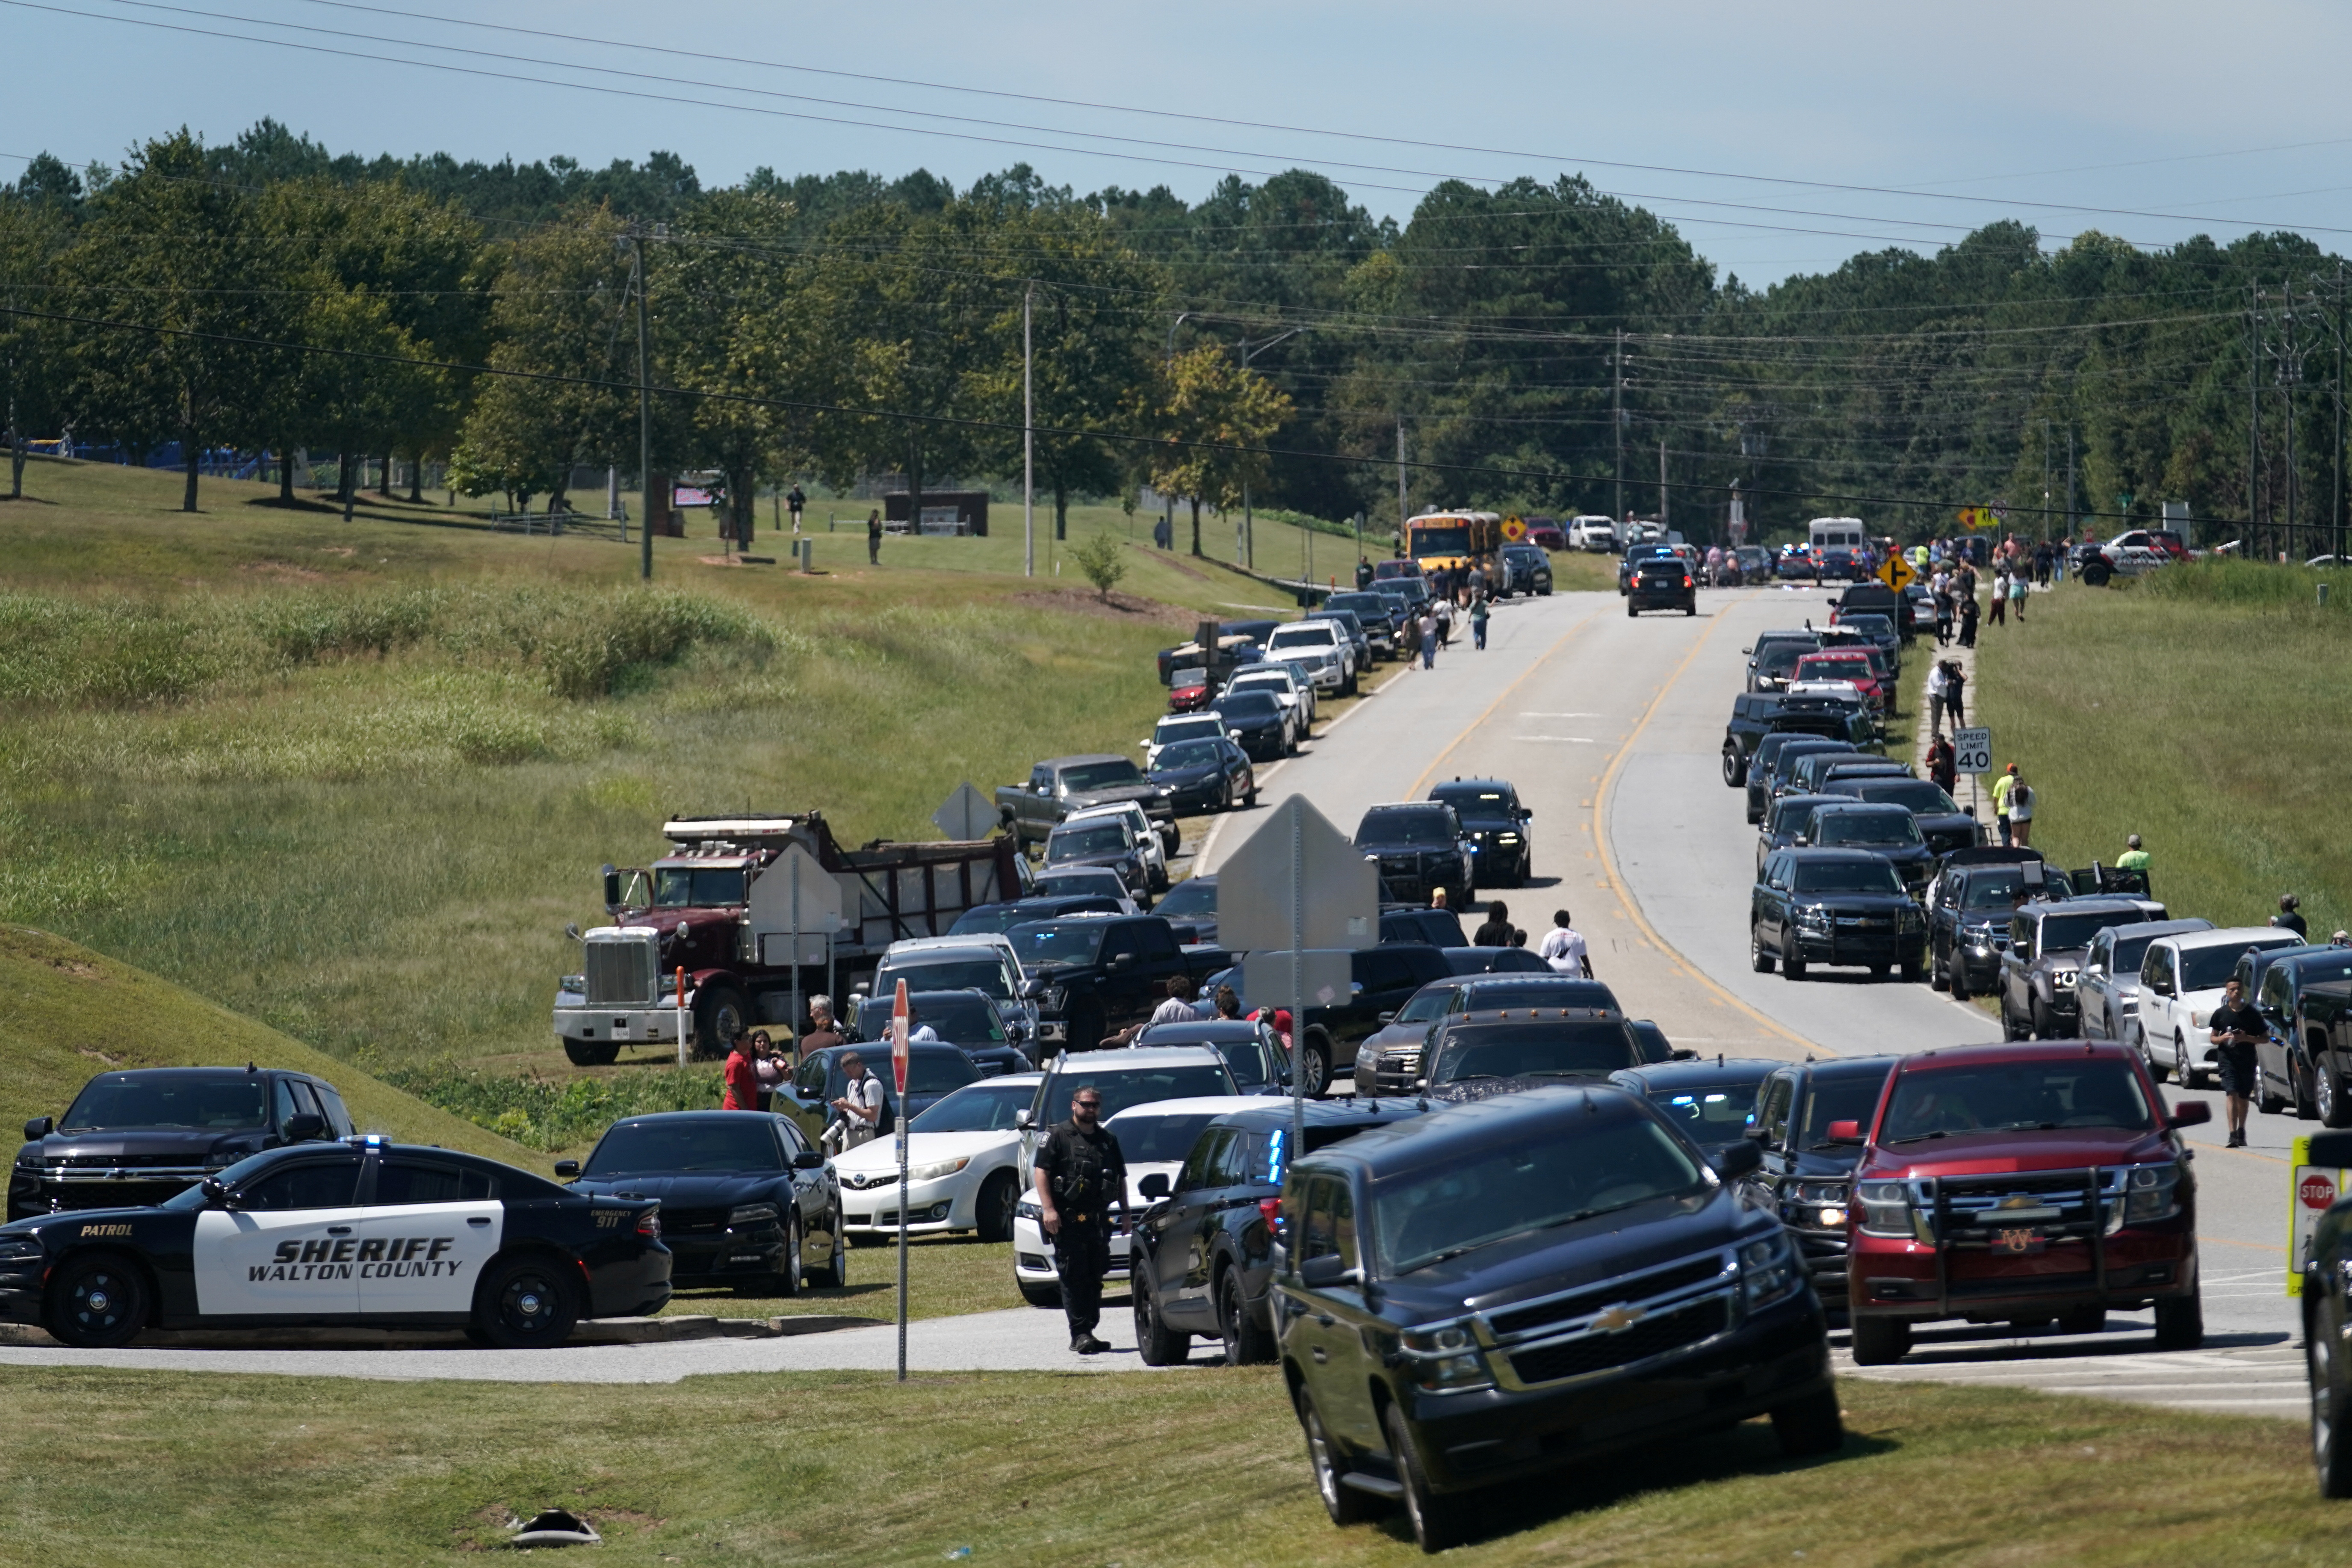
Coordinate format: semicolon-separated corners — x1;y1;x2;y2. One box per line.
0;1364;2337;1566
1975;561;2348;931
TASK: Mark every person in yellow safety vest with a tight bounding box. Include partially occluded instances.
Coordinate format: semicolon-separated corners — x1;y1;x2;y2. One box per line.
1910;544;1929;572
2116;835;2151;874
1990;764;2018;846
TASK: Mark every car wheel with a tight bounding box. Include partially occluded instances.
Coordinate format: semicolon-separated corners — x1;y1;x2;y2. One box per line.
561;1037;621;1067
1627;603;1638;617
1770;1386;1846;1458
2154;1284;2204;1352
2324;1065;2352;1129
1132;1272;1189;1366
1246;785;1260;808
1901;957;1925;985
1385;1403;1469;1553
2261;1072;2290;1116
2296;1061;2322;1121
1949;963;1970;1002
1784;951;1807;981
775;1215;803;1298
2312;1292;2352;1496
810;1208;851;1290
2030;999;2053;1041
2176;1036;2203;1090
1685;601;1697;617
1297;1387;1381;1527
1017;1278;1062;1309
1218;1267;1275;1366
1298;1032;1332;1099
2001;1004;2028;1042
976;1169;1018;1244
1751;928;1775;974
1849;1314;1911;1366
45;1252;149;1349
1870;964;1891;982
474;1254;581;1349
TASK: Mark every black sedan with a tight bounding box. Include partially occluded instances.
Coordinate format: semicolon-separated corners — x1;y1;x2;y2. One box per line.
1280;1088;1838;1552
1752;847;1928;982
558;1111;843;1296
0;1136;671;1348
1429;777;1533;887
1149;736;1258;815
1213;691;1292;762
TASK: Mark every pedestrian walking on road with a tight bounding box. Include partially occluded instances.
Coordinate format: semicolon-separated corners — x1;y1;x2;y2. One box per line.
1933;584;1954;647
1942;660;1966;729
1958;592;1980;648
786;484;806;534
2116;835;2151;875
1473;901;1512;947
1991;763;2017;846
866;509;883;565
1927;660;1950;737
2006;772;2035;847
1032;1086;1124;1355
1988;568;2009;627
1417;608;1438;669
2208;977;2267;1147
2275;894;2310;938
1536;909;1593;979
1433;596;1454;649
1469;593;1490;650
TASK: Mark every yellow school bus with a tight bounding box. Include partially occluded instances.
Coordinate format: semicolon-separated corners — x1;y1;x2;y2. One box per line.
1405;511;1501;576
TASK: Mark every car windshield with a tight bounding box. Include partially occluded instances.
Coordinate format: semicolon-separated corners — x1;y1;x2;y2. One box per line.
2039;912;2139;952
1330;594;1388;615
910;1081;1034;1133
1217;693;1281;719
1799;1072;1892;1149
60;1076;268;1134
1113;1112;1223;1165
1842;616;1894;638
1268;627;1335;650
854;995;1003;1044
2110;931;2167;972
1431;786;1512;814
1456;980;1619;1012
1770;797;1831;834
1856;780;1960;814
1962;871;2059;910
585;1119;783;1175
1771;746;1851;787
1881;1062;2155;1141
1034;869;1123;897
1170;668;1208;688
1430;1022;1638;1083
1063;761;1143;792
1048;826;1130;860
1375;1114;1706;1273
1758;645;1812;679
902;1050;982;1094
1792;860;1904;895
1411;524;1473;555
1005;921;1108;968
652;866;748;908
1813;812;1922;847
1646;1084;1759;1150
2183;943;2273;991
1154;879;1216;917
879;958;1010;999
947;905;1027;936
1359;809;1453;846
1040;1065;1236;1122
1798;656;1871;679
1230;674;1291;696
1393;984;1459;1024
1155;740;1225;771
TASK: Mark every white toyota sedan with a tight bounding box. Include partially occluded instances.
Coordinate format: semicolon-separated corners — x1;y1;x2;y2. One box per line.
831;1074;1039;1243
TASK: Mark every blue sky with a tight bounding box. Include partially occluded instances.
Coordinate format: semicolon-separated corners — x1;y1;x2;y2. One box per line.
8;0;2352;282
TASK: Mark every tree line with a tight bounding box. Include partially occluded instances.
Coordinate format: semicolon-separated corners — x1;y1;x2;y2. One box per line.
4;121;2346;553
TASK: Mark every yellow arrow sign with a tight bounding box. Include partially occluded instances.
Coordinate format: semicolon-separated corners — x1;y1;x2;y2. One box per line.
1880;553;1916;592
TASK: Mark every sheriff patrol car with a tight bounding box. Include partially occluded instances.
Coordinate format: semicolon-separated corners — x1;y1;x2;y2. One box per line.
0;1136;670;1349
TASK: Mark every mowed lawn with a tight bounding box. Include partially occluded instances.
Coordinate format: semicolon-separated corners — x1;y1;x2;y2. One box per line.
0;459;1300;1078
1974;561;2349;933
0;1365;2340;1567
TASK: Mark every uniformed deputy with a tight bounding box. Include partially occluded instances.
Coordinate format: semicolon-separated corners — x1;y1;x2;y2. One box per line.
1031;1087;1125;1355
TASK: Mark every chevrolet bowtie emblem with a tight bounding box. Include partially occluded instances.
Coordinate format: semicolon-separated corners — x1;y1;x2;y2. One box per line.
1997;1196;2037;1210
1591;1304;1646;1334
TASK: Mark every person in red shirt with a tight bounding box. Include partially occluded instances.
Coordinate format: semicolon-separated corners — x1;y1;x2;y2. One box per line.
721;1031;761;1110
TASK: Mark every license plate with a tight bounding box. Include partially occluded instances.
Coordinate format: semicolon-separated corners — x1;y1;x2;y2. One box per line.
1993;1228;2046;1255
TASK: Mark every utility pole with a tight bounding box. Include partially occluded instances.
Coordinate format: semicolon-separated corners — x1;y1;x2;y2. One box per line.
632;229;653;582
2066;428;2077;542
1395;414;1408;552
1235;327;1303;571
1022;282;1034;579
1613;329;1625;524
2336;260;2348;561
2251;283;2263;555
1658;435;1669;533
1162;312;1191;552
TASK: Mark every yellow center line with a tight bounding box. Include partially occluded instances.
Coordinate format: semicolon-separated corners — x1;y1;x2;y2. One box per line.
1405;606;1601;801
1590;611;1821;1055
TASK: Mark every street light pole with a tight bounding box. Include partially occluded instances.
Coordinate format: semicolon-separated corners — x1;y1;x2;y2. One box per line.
1163;311;1193;550
633;229;653;582
1023;281;1034;579
1235;326;1303;571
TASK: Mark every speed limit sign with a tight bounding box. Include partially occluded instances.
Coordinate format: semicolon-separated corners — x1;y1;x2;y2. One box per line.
1952;726;1992;775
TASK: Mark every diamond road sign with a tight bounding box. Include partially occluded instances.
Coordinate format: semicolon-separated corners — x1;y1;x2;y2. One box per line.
1217;796;1379;954
932;781;1000;842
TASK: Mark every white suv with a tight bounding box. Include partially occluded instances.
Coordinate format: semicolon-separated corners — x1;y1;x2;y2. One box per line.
2136;927;2306;1086
1262;622;1355;695
1064;801;1170;892
1568;515;1619;552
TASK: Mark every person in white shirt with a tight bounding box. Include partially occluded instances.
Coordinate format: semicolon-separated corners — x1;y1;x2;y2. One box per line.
1149;977;1201;1026
826;1052;886;1152
1536;909;1593;979
1926;660;1950;737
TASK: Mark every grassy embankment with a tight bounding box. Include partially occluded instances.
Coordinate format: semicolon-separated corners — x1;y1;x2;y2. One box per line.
0;460;1297;1107
1976;560;2349;930
0;1365;2338;1566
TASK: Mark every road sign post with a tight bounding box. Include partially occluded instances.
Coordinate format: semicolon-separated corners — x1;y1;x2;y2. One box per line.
1952;725;1992;822
2290;1133;2352;1296
892;978;910;1382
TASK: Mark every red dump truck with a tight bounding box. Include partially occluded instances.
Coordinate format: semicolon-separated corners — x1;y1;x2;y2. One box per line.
552;811;1029;1064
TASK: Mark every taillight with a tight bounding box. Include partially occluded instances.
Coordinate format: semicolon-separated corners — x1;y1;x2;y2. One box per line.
1683;576;1694;588
1258;1197;1283;1234
635;1208;661;1238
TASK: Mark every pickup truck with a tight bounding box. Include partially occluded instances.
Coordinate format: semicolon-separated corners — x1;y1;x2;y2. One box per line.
1156;620;1278;685
1002;912;1229;1050
997;755;1178;856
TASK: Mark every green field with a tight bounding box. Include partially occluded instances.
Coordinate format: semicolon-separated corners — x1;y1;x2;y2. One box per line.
1976;561;2349;932
0;1364;2337;1566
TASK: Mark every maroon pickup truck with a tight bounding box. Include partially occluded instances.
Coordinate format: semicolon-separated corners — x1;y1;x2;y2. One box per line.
1834;1040;2211;1364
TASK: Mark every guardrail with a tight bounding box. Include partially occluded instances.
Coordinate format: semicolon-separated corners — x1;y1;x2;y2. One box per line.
486;510;630;542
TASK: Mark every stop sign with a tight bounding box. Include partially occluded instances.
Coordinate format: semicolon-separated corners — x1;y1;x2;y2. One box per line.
2302;1172;2337;1211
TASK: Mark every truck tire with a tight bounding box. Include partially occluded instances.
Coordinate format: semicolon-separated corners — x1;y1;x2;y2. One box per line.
1133;1272;1189;1366
1297;1388;1381;1527
2312;1292;2352;1497
561;1037;620;1067
1750;928;1775;974
2322;1064;2352;1129
1386;1404;1469;1552
2057;1303;2106;1338
692;983;751;1060
2154;1286;2203;1351
1849;1314;1911;1366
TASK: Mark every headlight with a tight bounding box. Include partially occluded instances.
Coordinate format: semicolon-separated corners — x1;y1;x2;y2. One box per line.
1015;1200;1042;1221
1788;1180;1849;1230
909;1157;972;1184
2190;1010;2208;1030
1796;906;1832;932
2054;968;2078;988
2120;1162;2183;1225
1741;1231;1802;1309
1399;1322;1492;1393
726;1203;779;1227
2120;997;2139;1015
1857;1181;1915;1237
1898;908;1924;930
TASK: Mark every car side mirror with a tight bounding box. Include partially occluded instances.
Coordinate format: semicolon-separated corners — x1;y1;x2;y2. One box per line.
200;1176;232;1209
283;1113;327;1142
22;1116;51;1141
1015;1109;1033;1129
794;1149;827;1169
2166;1101;2213;1129
1300;1253;1361;1289
1670;1048;1698;1061
554;1159;580;1178
1712;1140;1763;1179
1377;1010;1396;1025
1825;1119;1864;1144
1107;952;1134;970
1138;1172;1171;1201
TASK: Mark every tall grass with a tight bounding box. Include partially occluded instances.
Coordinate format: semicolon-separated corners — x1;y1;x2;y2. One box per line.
1976;574;2349;934
372;1059;726;1150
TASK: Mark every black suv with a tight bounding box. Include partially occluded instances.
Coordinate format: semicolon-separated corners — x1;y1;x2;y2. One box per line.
1420;1009;1645;1098
1005;914;1226;1050
1279;1089;1839;1552
1746;736;1858;824
1755;793;1846;876
1721;694;1868;790
1324;591;1401;659
1428;778;1533;888
2253;951;2352;1120
1742;1056;1898;1310
1380;907;1468;947
1353;976;1622;1094
1130;1097;1430;1368
1608;1057;1779;1155
1354;802;1474;909
12;1066;354;1221
1751;848;1927;983
1626;555;1696;616
1822;775;1982;859
1997;898;2166;1041
1801;802;1935;893
1925;848;2070;999
1498;544;1554;597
